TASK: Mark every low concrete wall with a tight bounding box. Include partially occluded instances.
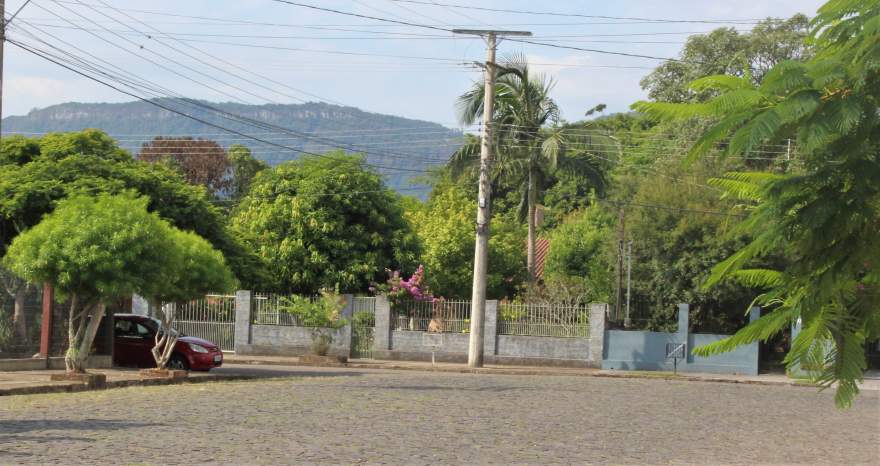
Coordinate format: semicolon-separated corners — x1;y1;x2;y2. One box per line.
372;303;606;368
0;355;113;371
601;304;760;376
236;324;350;358
497;334;592;361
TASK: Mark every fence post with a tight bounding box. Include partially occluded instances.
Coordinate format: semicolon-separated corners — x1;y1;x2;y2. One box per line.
373;295;391;353
234;290;252;353
677;303;690;364
340;294;354;358
484;300;498;358
589;303;607;367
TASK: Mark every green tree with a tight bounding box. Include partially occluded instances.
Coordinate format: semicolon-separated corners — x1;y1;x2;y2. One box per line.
640;14;811;103
228;144;269;200
0;130;266;289
452;55;610;282
143;229;235;370
232;152;418;294
405;180;526;299
634;0;880;407
542;205;613;303
2;194;178;373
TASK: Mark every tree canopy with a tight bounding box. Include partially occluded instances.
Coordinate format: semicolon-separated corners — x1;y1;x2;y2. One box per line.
232;152;418;294
404;178;526;299
634;0;880;407
0;130;266;289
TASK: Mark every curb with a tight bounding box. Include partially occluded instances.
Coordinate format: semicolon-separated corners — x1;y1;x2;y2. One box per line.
227;358;816;389
0;374;257;397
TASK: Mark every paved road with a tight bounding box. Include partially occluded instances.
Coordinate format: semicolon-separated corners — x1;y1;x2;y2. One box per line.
0;365;878;464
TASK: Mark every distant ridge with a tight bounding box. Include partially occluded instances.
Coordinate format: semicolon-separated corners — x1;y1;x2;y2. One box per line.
2;99;463;195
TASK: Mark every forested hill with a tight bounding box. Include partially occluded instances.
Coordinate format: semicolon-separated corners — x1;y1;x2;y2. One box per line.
2;99;463;195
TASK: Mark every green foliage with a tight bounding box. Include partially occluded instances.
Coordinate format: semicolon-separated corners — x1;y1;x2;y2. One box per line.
542;206;614;302
232;152;418;294
2;193;176;301
0;130;265;288
279;291;348;330
640;15;811;103
405;179;526;299
645;0;880;407
451;55;612;281
228;144;268;200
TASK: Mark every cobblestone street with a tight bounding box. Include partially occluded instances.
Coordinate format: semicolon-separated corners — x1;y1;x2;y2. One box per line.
0;367;878;464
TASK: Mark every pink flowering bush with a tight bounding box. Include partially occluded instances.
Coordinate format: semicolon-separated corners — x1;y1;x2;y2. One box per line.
371;265;437;314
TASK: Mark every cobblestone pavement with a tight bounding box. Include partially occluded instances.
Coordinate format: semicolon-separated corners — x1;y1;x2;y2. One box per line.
0;367;878;465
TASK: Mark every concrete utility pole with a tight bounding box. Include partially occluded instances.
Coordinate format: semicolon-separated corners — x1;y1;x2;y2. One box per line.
453;28;531;368
614;206;626;321
0;0;32;140
1;0;6;139
624;239;633;328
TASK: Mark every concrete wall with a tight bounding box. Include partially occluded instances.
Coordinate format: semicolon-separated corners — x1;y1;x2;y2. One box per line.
0;355;112;371
371;301;606;368
602;304;760;375
233;291;354;358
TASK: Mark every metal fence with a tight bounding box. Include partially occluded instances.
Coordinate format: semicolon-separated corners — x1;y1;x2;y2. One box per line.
497;302;590;338
252;293;323;326
351;297;377;359
392;300;470;333
171;294;236;351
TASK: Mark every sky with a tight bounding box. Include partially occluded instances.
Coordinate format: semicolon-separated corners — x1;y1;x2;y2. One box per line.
2;0;826;128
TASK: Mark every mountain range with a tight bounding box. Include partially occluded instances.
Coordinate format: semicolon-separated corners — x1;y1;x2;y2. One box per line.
1;99;464;195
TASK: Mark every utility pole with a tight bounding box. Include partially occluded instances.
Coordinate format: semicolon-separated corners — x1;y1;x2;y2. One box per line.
624;239;633;328
614;205;626;322
0;0;31;140
453;28;531;368
1;0;6;140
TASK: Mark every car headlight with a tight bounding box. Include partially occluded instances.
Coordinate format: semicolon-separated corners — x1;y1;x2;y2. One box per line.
189;343;209;353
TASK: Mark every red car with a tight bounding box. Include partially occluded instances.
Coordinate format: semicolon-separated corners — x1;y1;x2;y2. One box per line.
113;314;223;371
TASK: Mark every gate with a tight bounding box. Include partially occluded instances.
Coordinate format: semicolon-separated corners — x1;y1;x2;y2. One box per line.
171;294;236;352
350;297;376;359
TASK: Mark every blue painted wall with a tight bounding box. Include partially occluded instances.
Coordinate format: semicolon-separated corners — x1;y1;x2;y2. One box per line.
602;304;760;376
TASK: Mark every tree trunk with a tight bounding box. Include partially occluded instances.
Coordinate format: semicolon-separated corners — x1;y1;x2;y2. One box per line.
12;288;27;344
526;168;538;284
69;303;106;373
65;294;80;373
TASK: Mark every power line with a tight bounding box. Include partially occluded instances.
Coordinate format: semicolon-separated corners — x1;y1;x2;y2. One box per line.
10;13;452;168
388;1;770;24
267;0;691;63
6;38;434;174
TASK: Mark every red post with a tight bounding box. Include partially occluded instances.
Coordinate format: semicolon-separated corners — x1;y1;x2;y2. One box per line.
39;282;53;357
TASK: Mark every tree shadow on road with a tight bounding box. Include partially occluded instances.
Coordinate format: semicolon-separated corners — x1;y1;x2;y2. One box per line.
0;419;164;436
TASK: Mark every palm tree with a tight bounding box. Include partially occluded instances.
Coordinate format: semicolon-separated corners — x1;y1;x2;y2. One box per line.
451;54;612;283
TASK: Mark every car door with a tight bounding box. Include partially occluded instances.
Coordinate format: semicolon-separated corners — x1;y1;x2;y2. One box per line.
132;320;158;367
114;318;150;367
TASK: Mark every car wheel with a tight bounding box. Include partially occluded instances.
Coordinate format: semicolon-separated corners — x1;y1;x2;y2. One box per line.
167;354;189;371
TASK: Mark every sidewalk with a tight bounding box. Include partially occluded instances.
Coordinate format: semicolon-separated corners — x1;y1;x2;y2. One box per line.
227;354;880;391
0;367;252;397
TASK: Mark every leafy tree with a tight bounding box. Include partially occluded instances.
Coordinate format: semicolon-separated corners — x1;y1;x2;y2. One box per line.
542;205;614;303
138;137;231;194
228;144;268;200
0;130;266;288
633;0;880;407
143;229;235;370
232;152;418;294
452;55;610;282
405;180;526;299
641;15;811;103
2;194;178;373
